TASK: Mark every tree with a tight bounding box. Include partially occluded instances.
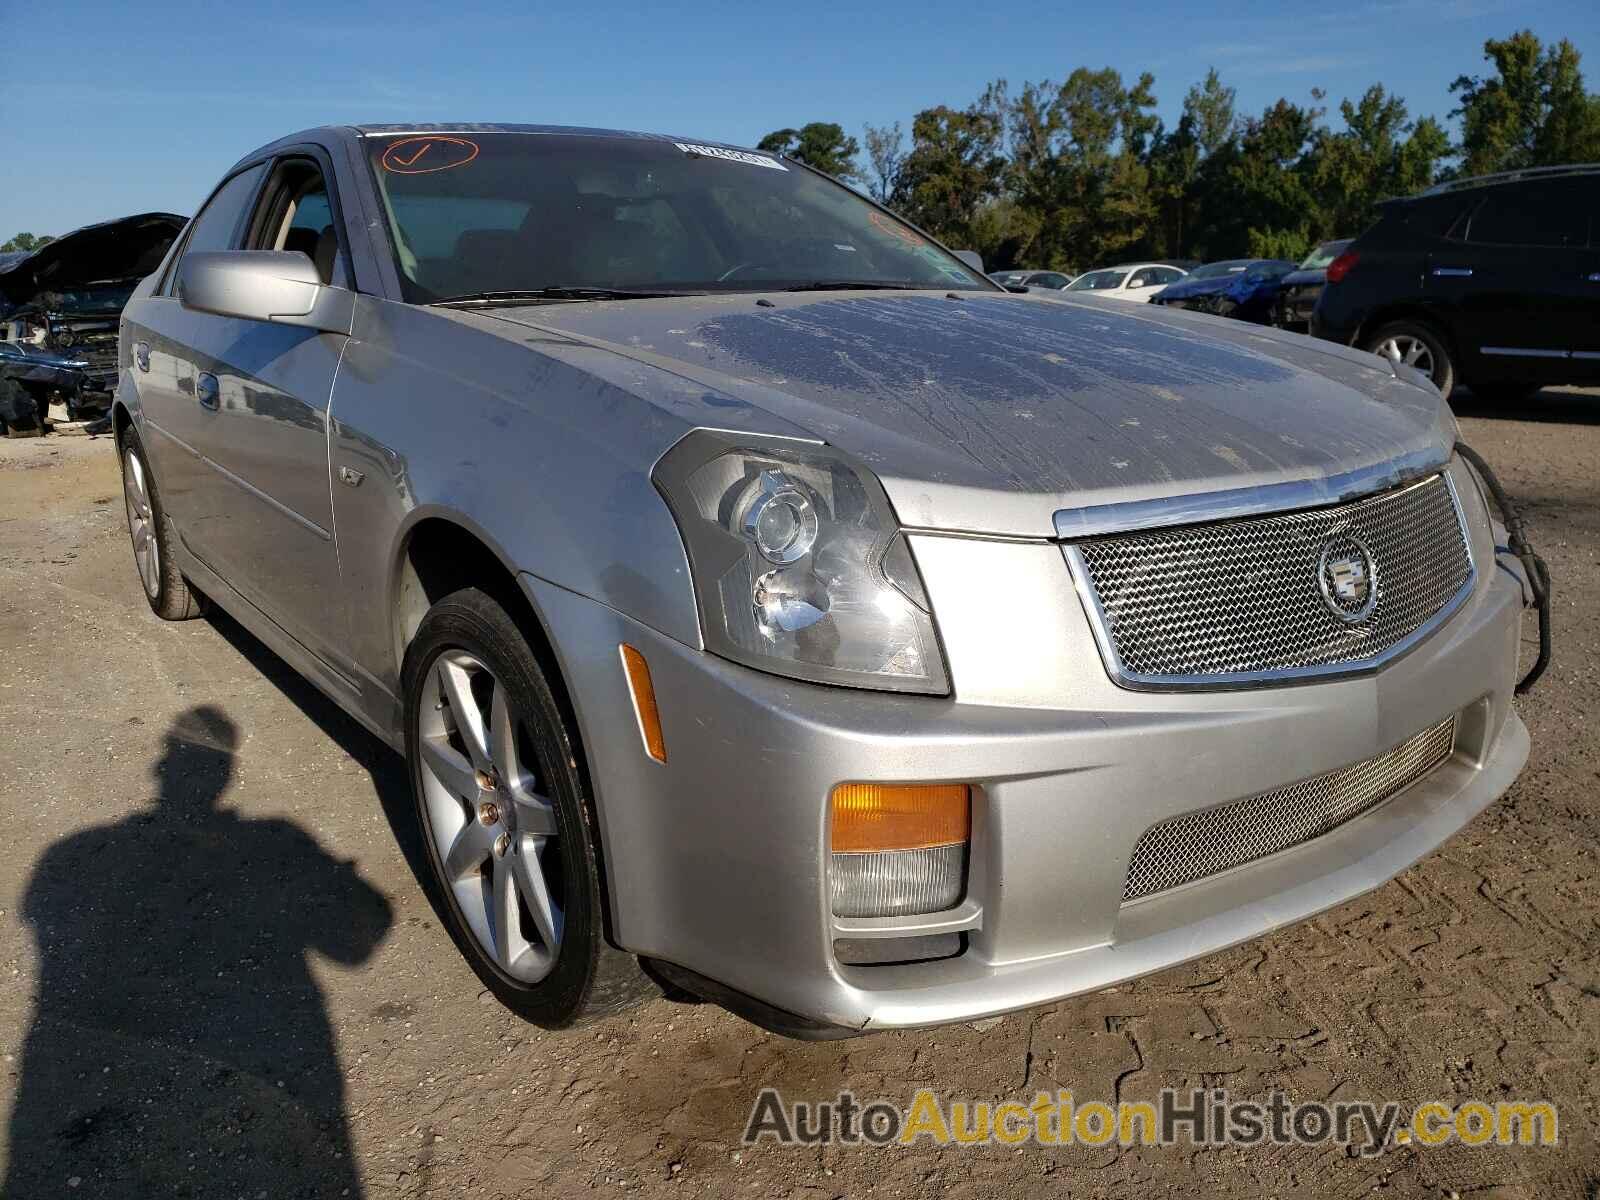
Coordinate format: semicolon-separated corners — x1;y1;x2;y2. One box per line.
891;101;1008;250
1218;95;1325;262
1451;30;1600;175
1314;85;1449;236
1146;68;1238;257
1;233;54;253
862;122;905;204
999;68;1160;269
756;122;863;180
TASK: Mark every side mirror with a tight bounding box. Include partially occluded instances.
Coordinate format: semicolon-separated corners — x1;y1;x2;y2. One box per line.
953;250;984;273
177;251;353;335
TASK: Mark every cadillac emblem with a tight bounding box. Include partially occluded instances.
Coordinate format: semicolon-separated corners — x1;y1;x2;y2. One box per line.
1318;533;1377;622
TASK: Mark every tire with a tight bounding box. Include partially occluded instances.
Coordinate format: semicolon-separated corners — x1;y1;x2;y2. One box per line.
401;587;651;1026
1361;319;1455;400
118;427;206;620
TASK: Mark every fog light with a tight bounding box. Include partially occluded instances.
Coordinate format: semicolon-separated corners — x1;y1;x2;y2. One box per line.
829;783;969;917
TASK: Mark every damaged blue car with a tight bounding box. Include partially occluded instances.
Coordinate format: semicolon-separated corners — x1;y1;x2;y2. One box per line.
1146;258;1296;325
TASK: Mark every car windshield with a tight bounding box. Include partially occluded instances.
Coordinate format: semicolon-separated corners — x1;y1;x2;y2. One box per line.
364;132;992;301
1298;241;1352;270
1188;260;1253;280
1065;269;1128;291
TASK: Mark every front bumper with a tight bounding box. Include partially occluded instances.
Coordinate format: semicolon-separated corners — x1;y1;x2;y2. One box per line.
526;459;1529;1033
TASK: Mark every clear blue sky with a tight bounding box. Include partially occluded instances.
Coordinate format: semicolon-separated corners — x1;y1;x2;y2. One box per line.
2;0;1595;237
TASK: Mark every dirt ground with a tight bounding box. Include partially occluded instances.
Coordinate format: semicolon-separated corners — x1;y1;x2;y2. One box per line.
1;391;1597;1199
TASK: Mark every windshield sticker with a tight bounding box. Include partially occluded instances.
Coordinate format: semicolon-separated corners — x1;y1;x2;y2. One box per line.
381;136;480;175
868;210;923;248
673;143;787;171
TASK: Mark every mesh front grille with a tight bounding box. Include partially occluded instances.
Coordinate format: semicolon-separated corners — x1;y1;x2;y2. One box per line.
1072;474;1471;683
1122;716;1456;902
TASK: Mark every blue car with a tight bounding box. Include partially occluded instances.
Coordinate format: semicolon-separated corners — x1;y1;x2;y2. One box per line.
1148;258;1297;324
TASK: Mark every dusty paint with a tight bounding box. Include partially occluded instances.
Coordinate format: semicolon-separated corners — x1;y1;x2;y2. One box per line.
488;292;1453;537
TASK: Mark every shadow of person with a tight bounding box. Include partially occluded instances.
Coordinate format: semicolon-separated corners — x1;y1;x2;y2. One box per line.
5;706;393;1197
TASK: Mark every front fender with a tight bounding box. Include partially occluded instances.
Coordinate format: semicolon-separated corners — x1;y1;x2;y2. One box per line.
329;296;703;701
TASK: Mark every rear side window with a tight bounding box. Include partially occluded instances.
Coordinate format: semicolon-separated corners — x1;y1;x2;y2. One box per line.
160;164;266;294
1467;180;1590;248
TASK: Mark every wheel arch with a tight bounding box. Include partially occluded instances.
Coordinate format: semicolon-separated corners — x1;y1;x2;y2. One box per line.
1358;303;1461;365
111;399;135;446
390;511;631;952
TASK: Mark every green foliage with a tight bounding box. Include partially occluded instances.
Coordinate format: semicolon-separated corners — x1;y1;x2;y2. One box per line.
1246;226;1314;262
889;100;1009;251
1451;30;1600;175
769;27;1596;271
1;232;54;253
755;123;862;181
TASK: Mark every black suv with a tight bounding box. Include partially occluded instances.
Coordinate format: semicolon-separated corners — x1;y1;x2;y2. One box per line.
1311;165;1600;401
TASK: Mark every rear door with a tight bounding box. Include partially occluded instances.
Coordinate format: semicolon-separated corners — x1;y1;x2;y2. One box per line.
171;151;354;670
1570;175;1600;382
1438;177;1592;383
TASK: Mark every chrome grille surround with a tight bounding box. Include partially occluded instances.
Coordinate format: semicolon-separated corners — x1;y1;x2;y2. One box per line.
1122;716;1457;903
1065;472;1474;689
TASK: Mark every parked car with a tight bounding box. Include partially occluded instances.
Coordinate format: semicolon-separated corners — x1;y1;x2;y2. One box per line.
1147;258;1297;323
116;124;1533;1037
1062;262;1186;302
1312;164;1600;401
0;212;186;423
1275;239;1354;331
989;268;1074;290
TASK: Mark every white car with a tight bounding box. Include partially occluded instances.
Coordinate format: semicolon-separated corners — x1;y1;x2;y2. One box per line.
1064;262;1187;303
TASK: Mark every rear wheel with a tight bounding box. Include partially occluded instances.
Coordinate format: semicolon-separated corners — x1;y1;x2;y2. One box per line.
119;427;206;620
402;587;651;1026
1362;320;1454;399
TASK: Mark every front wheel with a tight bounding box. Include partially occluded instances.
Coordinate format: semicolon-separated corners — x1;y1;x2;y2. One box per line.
1362;320;1454;399
401;587;651;1026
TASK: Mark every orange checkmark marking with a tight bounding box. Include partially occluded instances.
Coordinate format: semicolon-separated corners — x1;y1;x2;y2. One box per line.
394;142;431;167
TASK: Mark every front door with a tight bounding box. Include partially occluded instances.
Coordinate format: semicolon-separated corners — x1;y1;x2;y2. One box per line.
170;155;352;672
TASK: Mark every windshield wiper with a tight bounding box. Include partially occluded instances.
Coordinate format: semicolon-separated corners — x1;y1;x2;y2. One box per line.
781;280;926;292
431;286;695;306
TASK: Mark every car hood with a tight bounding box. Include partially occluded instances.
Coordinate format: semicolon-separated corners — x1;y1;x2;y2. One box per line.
0;212;186;309
475;291;1454;537
1153;274;1252;300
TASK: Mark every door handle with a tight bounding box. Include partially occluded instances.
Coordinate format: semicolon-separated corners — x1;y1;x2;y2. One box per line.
196;372;220;411
132;341;151;372
1431;267;1473;278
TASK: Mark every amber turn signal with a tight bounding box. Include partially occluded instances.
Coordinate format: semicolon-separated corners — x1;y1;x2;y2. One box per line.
619;644;666;763
830;783;970;853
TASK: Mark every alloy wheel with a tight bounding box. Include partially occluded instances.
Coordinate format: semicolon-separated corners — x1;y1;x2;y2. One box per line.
123;450;161;599
1375;334;1435;379
417;651;564;983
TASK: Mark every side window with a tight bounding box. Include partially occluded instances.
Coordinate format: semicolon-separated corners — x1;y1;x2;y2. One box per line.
1468;180;1589;248
1128;271;1151;288
246;158;348;287
1152;267;1179;285
160;163;267;295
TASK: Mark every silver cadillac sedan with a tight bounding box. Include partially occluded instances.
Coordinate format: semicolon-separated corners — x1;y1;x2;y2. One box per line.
115;124;1536;1037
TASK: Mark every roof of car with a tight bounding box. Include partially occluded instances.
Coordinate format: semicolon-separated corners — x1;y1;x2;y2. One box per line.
1419;162;1600;197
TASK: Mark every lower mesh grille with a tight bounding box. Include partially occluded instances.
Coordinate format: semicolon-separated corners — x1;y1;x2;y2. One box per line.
1122;717;1456;902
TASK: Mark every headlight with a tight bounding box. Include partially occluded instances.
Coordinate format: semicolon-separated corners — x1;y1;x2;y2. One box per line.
653;430;949;694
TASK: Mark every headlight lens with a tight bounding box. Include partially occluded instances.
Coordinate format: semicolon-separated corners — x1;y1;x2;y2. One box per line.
654;430;949;694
